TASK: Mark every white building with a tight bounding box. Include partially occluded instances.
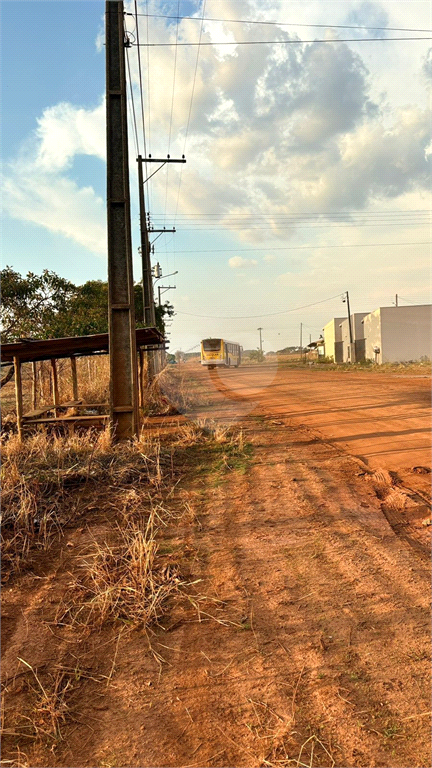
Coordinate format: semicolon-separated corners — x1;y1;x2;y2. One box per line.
339;313;368;362
323;317;345;362
362;305;432;363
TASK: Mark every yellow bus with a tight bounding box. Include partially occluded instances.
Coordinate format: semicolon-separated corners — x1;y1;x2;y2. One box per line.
200;338;242;369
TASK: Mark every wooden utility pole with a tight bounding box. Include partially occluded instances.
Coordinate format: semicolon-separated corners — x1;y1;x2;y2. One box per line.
32;362;38;409
106;0;139;439
14;357;23;440
50;358;60;416
299;322;303;361
70;356;78;401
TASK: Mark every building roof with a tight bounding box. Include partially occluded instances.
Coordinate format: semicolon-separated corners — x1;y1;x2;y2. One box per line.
1;327;164;364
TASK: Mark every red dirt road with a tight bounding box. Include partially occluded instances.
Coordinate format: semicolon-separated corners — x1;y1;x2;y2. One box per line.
2;363;431;768
187;363;431;496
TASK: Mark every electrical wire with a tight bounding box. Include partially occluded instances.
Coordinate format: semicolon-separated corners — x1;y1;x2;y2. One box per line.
134;36;432;47
151;208;432;217
127;12;432;34
125;45;140;157
151;221;431;231
160;240;432;254
174;293;344;319
146;0;153;212
134;0;149;211
164;1;181;271
397;296;430;304
173;0;207;248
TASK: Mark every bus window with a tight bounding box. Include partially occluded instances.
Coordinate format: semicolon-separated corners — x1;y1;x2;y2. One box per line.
202;339;222;351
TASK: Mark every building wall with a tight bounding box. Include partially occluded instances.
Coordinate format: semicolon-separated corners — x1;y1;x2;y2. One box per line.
363;310;382;362
323;317;345;361
340;313;368;362
382;305;431;362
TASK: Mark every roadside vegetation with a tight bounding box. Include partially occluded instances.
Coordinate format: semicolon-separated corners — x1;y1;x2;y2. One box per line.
276;354;431;375
1;406;253;765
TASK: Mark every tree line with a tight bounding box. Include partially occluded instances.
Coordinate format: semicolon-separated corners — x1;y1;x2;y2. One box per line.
1;267;173;343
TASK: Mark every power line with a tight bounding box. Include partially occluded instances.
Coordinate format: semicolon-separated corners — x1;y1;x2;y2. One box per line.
154;213;432;221
145;0;153;212
151;208;432;217
174;293;344;319
125;45;140;157
134;0;149;210
164;0;181;240
153;221;432;231
398;296;430;304
161;240;432;254
128;12;432;34
134;36;432;47
174;0;207;222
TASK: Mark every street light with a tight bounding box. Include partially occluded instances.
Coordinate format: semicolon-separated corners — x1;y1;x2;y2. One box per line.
153;268;178;284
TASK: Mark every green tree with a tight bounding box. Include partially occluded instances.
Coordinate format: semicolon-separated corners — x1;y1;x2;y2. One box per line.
65;281;109;336
1;268;172;342
0;266;76;342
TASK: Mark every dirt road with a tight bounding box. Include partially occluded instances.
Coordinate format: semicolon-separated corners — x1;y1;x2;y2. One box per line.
2;363;430;767
187;362;431;492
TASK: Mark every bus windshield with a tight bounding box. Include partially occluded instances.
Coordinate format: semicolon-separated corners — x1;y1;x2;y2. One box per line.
202;339;222;351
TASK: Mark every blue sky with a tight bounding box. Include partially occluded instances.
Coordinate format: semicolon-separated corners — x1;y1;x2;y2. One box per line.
2;1;431;352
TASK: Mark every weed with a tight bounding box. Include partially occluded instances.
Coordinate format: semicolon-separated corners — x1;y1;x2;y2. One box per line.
0;427;173;581
57;509;187;630
383;721;403;740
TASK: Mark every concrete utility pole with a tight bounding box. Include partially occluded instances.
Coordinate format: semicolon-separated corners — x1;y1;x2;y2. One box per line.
106;0;139;439
299;322;303;361
345;290;356;363
158;285;176;306
257;327;263;360
137;156;156;328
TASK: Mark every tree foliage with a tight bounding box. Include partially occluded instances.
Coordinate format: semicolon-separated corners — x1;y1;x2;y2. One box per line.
1;267;76;342
1;268;172;342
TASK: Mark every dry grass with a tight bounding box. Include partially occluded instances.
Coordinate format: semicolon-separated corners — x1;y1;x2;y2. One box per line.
1;415;251;582
58;509;188;630
157;366;212;411
0;427;169;581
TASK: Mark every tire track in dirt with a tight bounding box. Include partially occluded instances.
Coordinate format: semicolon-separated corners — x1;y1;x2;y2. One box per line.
83;417;430;767
2;394;429;766
187;421;430;767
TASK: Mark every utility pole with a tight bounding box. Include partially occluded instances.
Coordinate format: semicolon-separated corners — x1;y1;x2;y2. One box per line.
345;290;355;363
395;294;398;307
136;156;184;378
299;322;303;362
158;285;176;306
257;327;263;361
106;0;139;439
137;156;156;327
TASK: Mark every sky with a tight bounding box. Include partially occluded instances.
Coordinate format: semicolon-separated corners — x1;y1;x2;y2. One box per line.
2;0;431;353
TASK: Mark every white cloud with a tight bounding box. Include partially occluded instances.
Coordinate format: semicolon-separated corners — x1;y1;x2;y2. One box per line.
263;254;276;262
4;100;106;254
4;0;431;272
35;101;105;172
229;256;258;268
4;168;106;254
